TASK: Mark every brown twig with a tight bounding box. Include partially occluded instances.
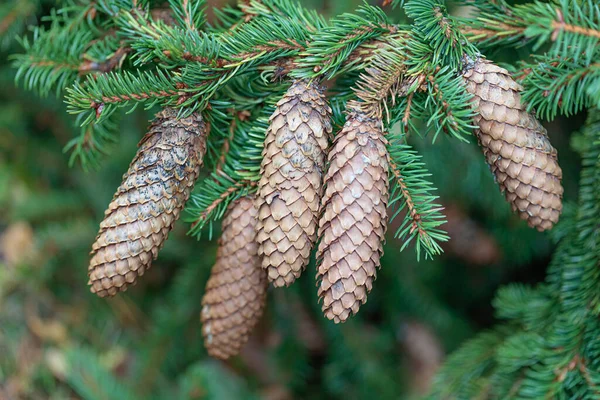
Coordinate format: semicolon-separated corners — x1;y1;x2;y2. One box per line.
234;39;308;61
180;51;227;67
228;0;261;32
514;61;561;82
214;110;250;172
81;31;392;113
190;180;257;229
518;61;600;110
181;0;193;30
402;92;414;134
427;72;459;134
460;23;526;43
26;59;80;71
552;9;600;41
433;7;453;40
0;6;23;35
389;160;424;237
313;25;397;74
94;89;180;105
78;47;131;74
396;74;426;133
354;62;406;120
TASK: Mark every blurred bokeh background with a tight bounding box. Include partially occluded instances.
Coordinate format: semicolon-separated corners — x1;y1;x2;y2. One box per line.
0;0;585;399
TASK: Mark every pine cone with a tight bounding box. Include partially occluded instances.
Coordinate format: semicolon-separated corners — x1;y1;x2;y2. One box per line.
316;106;389;323
256;80;332;287
201;196;268;360
463;57;563;231
88;108;207;297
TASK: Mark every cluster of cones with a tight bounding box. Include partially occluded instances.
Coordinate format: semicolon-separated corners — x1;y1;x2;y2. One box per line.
86;58;563;359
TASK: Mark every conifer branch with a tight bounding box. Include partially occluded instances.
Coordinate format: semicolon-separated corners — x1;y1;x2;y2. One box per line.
66;16;398;127
460;22;526;46
398;74;427;133
551;9;600;41
292;4;396;79
387;133;448;260
407;66;476;142
78;46;131;73
457;0;600;65
0;0;36;40
405;0;477;69
65;113;121;170
389;161;425;236
186;98;278;235
189;179;255;232
519;56;600;120
353;33;408;120
66;69;183;125
172;0;203;31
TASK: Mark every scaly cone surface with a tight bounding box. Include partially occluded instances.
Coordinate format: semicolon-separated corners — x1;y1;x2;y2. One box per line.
316;104;389;323
88;108;207;297
462;57;563;231
201;196;268;360
256;79;332;287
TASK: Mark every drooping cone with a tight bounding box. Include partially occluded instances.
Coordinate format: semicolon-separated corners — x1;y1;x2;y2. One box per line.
88;108;207;297
316;104;389;323
201;196;268;360
462;57;563;231
256;80;332;287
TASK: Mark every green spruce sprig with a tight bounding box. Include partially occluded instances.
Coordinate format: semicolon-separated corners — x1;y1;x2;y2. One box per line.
460;0;600;65
292;4;395;80
387;133;448;260
519;54;600;120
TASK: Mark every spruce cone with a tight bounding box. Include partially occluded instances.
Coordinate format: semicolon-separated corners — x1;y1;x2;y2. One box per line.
256;80;332;287
316;107;389;323
463;58;563;231
201;197;268;360
88;108;207;297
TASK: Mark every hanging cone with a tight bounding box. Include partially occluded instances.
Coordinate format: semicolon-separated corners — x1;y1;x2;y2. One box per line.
256;79;332;287
316;103;389;323
201;196;268;360
88;108;207;297
462;57;563;231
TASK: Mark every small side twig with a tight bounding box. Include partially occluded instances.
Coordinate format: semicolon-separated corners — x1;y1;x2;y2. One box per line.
190;180;256;229
78;46;131;74
552;9;600;41
389;160;423;237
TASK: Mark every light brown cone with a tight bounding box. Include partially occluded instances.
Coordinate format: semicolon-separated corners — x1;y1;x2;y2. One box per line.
316;106;389;323
256;80;332;287
88;108;207;297
462;57;563;231
201;197;268;360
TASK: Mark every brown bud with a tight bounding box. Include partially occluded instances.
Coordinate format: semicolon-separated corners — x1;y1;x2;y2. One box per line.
256;80;332;287
316;105;389;323
88;108;207;297
463;58;563;231
201;197;268;360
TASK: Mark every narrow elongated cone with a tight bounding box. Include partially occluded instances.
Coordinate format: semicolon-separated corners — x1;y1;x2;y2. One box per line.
316;107;389;323
463;57;563;231
256;80;332;287
201;197;268;360
88;108;207;297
